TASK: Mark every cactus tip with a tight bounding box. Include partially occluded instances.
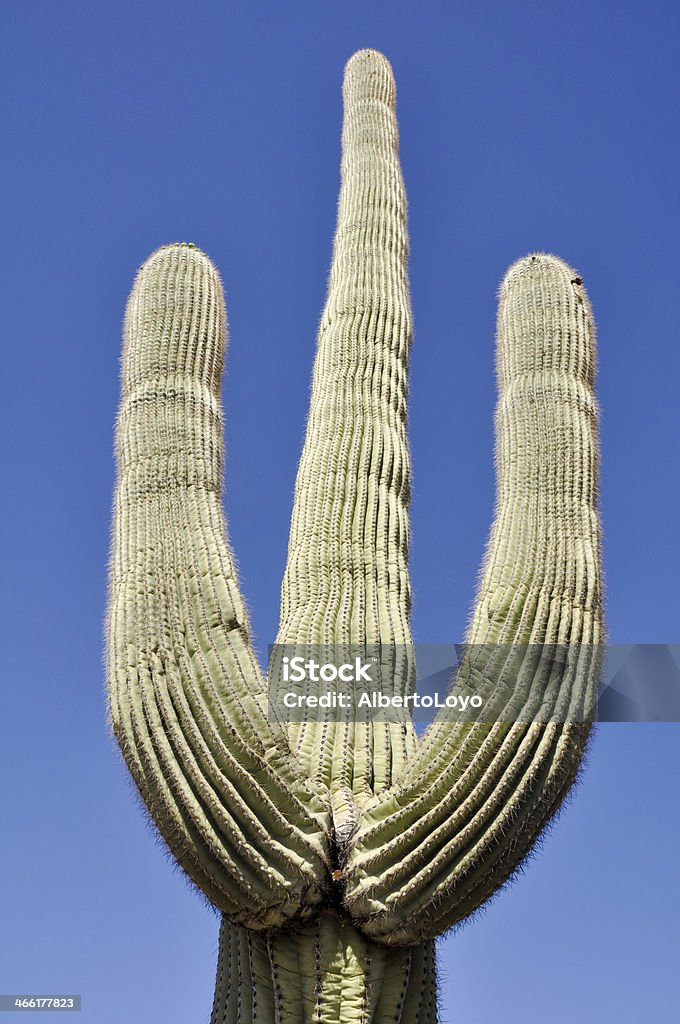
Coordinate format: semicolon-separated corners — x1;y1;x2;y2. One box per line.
500;252;582;293
343;48;396;106
137;241;214;276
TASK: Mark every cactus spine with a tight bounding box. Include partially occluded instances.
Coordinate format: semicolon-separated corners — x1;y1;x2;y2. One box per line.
107;49;602;1023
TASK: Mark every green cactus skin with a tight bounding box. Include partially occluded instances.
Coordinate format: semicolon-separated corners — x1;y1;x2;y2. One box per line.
107;49;602;1023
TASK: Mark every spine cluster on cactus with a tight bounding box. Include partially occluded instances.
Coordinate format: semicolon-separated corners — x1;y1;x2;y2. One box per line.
107;48;602;1023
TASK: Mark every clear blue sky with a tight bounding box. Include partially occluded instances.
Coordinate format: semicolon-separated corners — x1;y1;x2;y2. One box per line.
1;1;679;1021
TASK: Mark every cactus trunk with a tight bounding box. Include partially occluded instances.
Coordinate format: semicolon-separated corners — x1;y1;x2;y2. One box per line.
210;919;437;1024
108;48;602;1023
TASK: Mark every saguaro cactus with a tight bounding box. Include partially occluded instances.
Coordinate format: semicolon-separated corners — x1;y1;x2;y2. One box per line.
107;49;602;1022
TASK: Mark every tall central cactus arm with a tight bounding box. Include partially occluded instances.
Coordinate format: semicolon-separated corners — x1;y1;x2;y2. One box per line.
107;246;332;930
275;49;417;802
277;48;411;655
344;254;603;944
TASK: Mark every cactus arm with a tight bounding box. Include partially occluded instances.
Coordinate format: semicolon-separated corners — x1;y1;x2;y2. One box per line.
107;244;332;930
344;255;603;943
275;49;417;800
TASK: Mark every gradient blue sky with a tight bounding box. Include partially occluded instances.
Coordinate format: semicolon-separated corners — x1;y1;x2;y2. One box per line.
2;2;679;1021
